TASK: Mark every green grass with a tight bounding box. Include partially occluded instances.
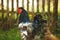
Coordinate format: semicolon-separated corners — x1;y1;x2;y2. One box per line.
0;27;21;40
55;15;60;38
56;34;60;38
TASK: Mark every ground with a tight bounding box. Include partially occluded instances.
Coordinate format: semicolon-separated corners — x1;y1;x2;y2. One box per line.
0;25;60;40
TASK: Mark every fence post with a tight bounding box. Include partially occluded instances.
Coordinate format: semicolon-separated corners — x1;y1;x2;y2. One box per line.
32;0;34;21
22;0;24;8
27;0;29;12
42;0;45;17
1;0;4;21
37;0;39;13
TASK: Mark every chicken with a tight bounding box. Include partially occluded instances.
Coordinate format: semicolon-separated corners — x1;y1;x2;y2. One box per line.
18;7;33;40
18;7;30;24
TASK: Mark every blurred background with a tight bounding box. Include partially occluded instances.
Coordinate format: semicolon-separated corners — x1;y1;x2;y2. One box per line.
0;0;60;40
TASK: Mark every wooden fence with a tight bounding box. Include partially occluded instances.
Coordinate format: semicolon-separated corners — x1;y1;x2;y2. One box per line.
0;0;58;30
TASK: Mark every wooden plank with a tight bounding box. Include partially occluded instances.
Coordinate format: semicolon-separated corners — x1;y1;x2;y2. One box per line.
37;0;39;12
27;0;29;12
22;0;24;8
42;0;45;12
12;0;14;14
1;0;4;20
32;0;34;20
7;0;9;16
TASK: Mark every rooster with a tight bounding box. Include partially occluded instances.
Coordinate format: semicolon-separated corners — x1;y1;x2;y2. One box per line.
18;7;33;40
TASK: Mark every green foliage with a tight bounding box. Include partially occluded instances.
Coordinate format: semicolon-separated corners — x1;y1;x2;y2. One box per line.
58;15;60;22
0;27;21;40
